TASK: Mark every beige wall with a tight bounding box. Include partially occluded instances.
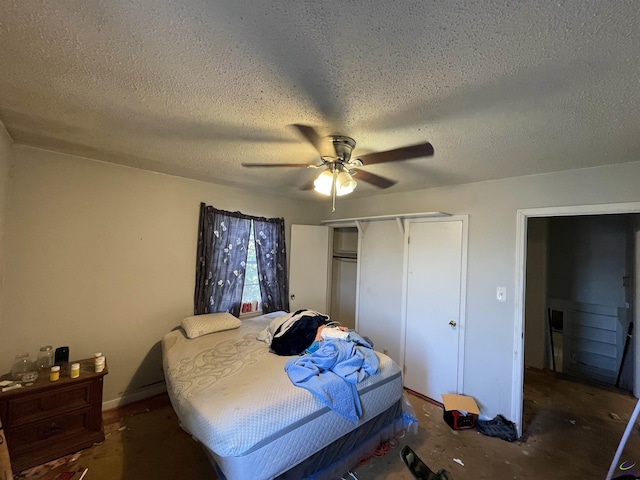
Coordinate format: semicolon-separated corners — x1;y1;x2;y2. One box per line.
5;142;640;417
2;146;325;407
0;122;13;337
333;161;640;418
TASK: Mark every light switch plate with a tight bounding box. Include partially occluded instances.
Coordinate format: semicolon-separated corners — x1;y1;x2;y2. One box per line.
496;286;507;302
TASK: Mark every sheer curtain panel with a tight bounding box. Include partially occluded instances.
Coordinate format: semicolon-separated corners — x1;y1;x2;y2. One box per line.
253;217;289;313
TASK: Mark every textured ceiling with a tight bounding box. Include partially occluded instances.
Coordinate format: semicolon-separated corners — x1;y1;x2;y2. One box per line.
1;1;639;200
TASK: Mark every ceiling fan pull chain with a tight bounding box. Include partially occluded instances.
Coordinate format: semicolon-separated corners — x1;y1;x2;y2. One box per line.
332;170;337;212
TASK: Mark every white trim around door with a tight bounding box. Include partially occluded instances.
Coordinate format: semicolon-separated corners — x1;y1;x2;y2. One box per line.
512;202;640;436
400;214;469;398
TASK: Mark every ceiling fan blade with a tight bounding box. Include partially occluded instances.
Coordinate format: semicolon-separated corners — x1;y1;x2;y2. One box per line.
357;142;434;166
241;162;315;168
353;169;397;189
292;124;329;156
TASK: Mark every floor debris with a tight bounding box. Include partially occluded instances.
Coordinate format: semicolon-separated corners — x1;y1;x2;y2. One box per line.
609;412;621;421
53;472;74;480
16;451;86;479
453;458;465;466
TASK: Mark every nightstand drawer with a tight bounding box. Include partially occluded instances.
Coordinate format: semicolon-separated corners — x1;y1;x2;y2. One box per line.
0;357;107;472
6;383;92;427
8;407;92;454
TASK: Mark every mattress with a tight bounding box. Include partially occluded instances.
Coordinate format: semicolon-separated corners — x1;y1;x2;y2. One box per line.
162;311;405;480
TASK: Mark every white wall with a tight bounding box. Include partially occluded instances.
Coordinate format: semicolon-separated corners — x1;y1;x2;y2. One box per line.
331;161;640;418
0;122;13;338
2;146;325;407
6;143;640;417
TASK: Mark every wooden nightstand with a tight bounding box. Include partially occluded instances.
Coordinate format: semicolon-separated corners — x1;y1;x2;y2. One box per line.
0;358;108;473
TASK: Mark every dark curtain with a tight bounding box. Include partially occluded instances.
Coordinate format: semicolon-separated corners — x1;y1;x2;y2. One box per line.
253;217;290;313
194;204;252;317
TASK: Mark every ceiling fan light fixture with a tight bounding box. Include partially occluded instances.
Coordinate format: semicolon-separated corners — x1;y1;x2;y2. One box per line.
335;171;357;196
313;170;334;196
244;125;435;205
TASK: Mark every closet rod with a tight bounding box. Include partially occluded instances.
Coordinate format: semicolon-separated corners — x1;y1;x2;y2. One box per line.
333;255;357;262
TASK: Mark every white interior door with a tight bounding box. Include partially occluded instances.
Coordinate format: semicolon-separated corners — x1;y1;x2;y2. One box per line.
404;219;465;400
289;224;330;313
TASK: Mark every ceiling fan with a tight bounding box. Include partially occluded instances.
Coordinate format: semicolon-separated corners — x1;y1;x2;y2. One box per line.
241;124;434;211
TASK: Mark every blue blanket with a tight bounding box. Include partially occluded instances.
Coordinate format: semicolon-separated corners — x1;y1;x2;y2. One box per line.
284;332;380;422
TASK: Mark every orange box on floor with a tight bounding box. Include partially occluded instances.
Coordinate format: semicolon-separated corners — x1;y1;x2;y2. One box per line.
441;393;480;430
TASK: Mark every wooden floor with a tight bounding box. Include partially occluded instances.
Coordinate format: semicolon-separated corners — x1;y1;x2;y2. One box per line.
13;367;640;479
101;392;172;425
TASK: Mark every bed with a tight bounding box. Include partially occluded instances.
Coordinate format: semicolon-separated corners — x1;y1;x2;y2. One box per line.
162;311;415;480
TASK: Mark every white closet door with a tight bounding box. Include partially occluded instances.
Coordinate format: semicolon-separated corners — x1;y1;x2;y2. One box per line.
357;220;404;361
404;219;464;400
289;224;330;313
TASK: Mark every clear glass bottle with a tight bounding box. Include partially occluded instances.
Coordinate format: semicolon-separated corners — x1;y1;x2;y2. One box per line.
12;353;33;381
37;345;54;371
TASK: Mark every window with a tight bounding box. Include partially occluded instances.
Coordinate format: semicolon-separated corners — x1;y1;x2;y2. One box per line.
241;221;262;313
194;204;288;316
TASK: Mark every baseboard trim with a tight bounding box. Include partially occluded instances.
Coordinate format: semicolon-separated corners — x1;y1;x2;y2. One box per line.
102;383;167;411
404;388;443;409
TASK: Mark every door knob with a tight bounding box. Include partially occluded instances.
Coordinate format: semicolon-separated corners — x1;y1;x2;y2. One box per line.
290;294;295;300
449;320;457;327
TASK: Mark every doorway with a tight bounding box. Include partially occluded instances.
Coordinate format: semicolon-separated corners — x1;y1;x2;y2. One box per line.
513;203;640;435
526;214;636;386
330;226;358;330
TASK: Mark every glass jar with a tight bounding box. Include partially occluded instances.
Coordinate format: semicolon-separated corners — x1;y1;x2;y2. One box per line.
12;353;34;381
37;345;54;371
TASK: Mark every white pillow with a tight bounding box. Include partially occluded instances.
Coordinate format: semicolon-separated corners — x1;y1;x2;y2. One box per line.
181;312;241;339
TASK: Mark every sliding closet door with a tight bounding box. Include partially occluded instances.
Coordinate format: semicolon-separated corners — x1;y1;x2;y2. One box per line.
404;218;466;400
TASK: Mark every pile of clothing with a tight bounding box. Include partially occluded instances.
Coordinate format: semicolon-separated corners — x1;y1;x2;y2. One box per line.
256;309;381;422
256;309;330;355
285;330;379;422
